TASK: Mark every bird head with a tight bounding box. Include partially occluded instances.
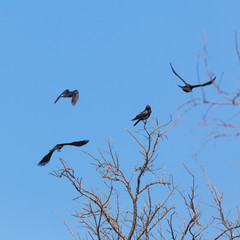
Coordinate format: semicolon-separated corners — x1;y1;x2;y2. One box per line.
146;105;151;110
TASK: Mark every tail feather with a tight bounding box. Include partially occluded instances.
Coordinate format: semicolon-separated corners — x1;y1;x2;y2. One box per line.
134;119;141;126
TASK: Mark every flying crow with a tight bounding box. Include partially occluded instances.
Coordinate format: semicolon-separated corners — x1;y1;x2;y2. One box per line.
170;63;216;93
54;89;79;105
38;140;89;166
132;105;152;126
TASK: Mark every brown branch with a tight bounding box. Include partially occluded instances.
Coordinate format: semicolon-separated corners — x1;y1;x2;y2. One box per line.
214;225;240;240
196;159;240;240
167;212;177;240
178;33;240;146
235;31;240;63
53;212;79;240
50;118;181;239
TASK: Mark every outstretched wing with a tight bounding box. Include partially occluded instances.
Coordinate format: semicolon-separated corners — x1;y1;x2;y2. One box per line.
38;150;54;166
38;141;87;166
54;90;65;104
54;90;70;104
67;140;89;147
191;77;216;89
170;63;188;85
71;90;79;105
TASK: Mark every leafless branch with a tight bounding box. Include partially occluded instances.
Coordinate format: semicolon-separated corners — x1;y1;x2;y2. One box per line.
53;212;79;240
196;159;240;240
51;118;178;239
235;30;240;63
178;31;240;143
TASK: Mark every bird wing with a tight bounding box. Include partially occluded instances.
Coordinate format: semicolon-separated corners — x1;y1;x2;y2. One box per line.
191;77;216;89
141;109;149;116
67;140;89;147
132;113;142;121
71;90;79;105
38;150;55;166
52;143;65;151
54;90;68;104
132;109;148;121
170;63;188;85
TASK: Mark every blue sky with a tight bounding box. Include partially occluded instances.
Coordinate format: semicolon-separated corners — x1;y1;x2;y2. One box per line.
1;1;240;239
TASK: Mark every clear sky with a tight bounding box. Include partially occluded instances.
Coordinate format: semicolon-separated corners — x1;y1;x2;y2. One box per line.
1;1;240;239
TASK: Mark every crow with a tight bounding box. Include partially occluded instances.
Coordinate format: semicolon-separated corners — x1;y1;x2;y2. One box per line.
170;63;216;93
38;140;89;166
54;89;79;105
132;105;152;126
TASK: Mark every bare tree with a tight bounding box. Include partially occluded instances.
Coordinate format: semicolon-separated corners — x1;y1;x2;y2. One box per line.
50;117;240;239
197;160;240;240
178;31;240;141
165;159;240;240
49;33;240;238
51;117;179;239
167;32;240;239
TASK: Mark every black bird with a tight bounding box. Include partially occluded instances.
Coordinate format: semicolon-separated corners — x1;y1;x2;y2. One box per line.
132;105;152;126
38;140;89;166
170;63;216;93
54;89;79;105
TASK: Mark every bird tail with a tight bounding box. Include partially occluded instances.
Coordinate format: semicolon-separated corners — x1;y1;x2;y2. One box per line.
134;119;141;126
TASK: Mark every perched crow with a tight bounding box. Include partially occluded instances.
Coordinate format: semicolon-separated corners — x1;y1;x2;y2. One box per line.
132;105;152;126
38;140;89;166
54;89;79;105
170;63;216;93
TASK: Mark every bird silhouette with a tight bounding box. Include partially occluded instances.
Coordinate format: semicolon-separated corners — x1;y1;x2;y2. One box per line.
38;140;89;166
54;89;79;105
170;63;216;93
132;105;152;126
